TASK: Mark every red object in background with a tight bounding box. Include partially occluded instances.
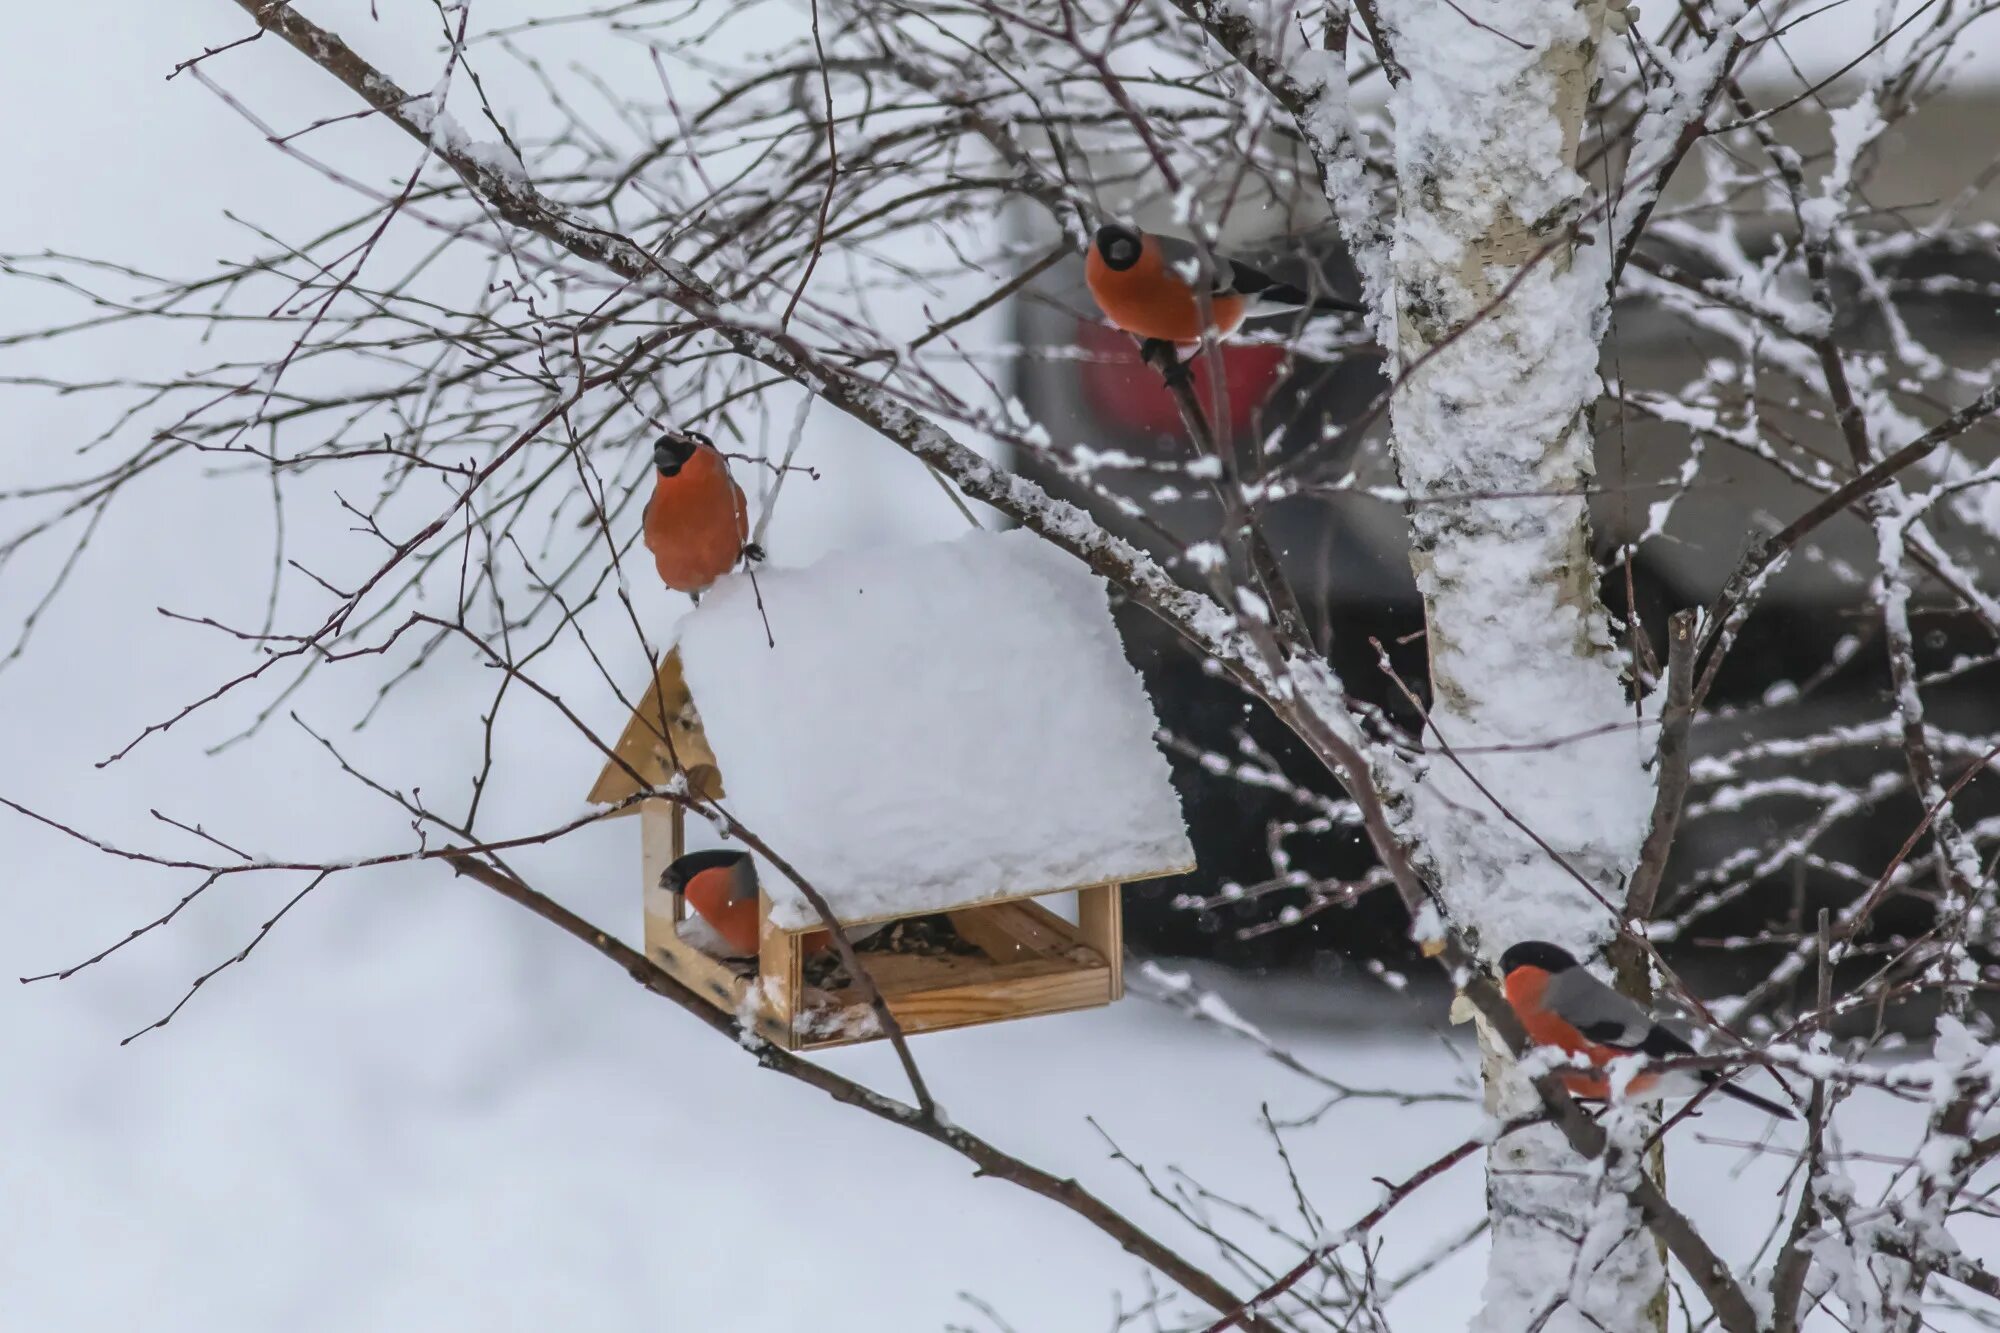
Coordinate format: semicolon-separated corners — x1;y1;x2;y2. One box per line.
1075;319;1287;440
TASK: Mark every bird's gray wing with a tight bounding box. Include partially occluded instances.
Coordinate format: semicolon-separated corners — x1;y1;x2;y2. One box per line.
1545;968;1655;1049
1148;233;1243;295
731;855;761;904
1153;232;1361;312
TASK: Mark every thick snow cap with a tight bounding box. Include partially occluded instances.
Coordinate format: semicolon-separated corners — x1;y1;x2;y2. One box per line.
673;529;1194;930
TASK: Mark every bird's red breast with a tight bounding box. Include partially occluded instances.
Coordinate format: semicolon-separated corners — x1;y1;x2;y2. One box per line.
684;864;761;956
643;444;749;594
1086;235;1247;344
681;864;834;959
1502;965;1657;1100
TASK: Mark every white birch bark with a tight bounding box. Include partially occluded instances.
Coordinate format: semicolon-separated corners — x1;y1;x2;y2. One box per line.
1378;0;1664;1328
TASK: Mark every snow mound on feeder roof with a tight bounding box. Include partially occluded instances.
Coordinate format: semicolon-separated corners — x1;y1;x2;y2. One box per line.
673;529;1194;930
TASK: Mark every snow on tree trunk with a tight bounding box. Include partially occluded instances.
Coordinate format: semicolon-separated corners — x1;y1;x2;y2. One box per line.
1379;0;1663;1329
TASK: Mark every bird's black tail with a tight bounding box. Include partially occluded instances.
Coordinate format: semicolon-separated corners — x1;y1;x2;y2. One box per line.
1706;1074;1795;1119
1256;279;1364;316
1308;293;1366;315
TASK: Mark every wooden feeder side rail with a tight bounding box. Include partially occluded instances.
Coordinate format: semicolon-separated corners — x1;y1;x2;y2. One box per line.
640;799;1140;1051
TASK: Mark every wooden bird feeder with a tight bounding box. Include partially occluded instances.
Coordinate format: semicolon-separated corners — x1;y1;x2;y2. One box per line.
586;530;1195;1051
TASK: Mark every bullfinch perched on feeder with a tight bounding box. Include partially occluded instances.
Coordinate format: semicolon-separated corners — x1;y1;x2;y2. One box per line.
1499;941;1795;1118
1084;223;1363;374
664;849;764;959
642;429;755;597
662;849;856;960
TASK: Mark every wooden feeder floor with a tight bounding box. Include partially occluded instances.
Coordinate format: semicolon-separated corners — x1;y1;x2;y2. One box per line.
651;895;1119;1051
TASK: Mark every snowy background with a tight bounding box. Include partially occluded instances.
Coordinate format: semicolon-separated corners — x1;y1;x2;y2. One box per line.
0;6;1987;1331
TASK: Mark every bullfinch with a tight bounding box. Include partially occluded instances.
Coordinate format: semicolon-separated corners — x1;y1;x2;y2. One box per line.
1085;223;1362;356
1499;941;1795;1118
662;849;854;960
664;849;764;958
642;429;753;597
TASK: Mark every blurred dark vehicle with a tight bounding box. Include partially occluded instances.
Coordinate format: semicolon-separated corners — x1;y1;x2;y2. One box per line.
1011;105;2000;972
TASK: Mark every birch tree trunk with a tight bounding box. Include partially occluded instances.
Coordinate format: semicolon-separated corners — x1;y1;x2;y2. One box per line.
1379;1;1667;1328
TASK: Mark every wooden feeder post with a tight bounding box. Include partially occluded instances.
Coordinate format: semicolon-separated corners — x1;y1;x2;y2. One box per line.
1077;882;1125;1000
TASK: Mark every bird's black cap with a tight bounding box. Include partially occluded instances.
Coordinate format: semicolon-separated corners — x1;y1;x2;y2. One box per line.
1093;223;1142;271
1500;941;1581;974
660;847;748;894
653;429;710;477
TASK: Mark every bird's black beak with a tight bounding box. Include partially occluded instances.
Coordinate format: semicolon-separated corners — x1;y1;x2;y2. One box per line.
653;430;703;477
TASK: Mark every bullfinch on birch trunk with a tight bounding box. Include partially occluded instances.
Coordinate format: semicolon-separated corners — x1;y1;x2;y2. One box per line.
642;430;755;597
1083;223;1363;374
1499;941;1795;1118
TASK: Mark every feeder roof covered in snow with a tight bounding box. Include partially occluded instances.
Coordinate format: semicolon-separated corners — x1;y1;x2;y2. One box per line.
588;529;1194;930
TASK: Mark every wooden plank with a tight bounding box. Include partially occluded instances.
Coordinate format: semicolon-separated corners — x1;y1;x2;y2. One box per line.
814;951;1104;1014
849;948;1097;998
645;895;799;1045
950;900;1065;962
586;650;725;810
1010;897;1093;948
797;964;1112;1052
1076;883;1124;999
888;964;1108;1032
660;944;795;1046
648;909;750;1012
849;950;990;996
953;954;1101;986
758;890;804;1048
642;809;797;1044
640;800;679;925
783;899;1119;1050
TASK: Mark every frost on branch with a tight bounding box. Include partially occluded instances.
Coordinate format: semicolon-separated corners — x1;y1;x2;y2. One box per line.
6;0;2000;1328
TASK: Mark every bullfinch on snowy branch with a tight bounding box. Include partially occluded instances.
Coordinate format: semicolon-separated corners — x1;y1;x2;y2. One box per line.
642;429;755;597
1084;223;1363;370
1499;941;1795;1118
